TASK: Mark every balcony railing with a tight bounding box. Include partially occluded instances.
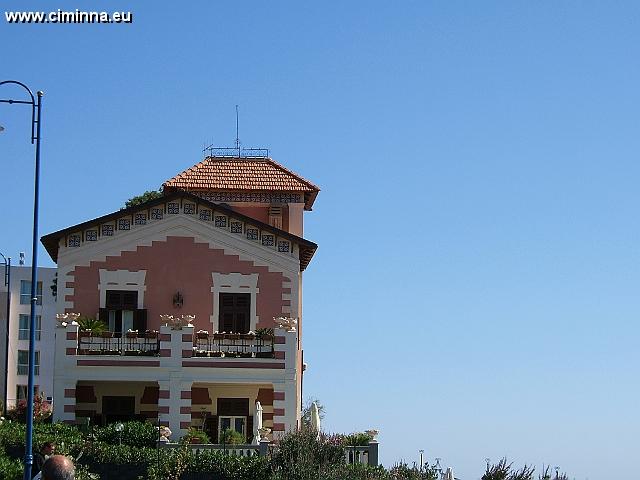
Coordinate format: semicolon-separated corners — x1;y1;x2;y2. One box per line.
193;332;275;359
77;331;160;356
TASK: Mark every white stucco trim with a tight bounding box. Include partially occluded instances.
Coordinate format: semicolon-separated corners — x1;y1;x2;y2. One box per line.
57;214;300;276
98;269;147;308
210;273;259;332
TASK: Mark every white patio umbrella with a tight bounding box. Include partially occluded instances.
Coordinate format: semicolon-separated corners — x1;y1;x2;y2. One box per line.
310;401;321;438
253;401;263;444
444;467;454;480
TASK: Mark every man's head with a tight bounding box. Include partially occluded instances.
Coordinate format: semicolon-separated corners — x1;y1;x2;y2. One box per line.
41;455;74;480
41;442;55;456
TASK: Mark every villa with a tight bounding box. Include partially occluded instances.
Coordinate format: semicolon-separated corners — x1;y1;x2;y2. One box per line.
42;154;319;442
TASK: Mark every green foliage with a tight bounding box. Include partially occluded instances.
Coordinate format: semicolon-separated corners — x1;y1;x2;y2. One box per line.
270;428;346;480
255;328;274;339
123;190;163;209
343;432;373;447
388;462;440;480
482;458;535;480
180;427;211;445
220;428;245;445
94;421;158;448
148;447;272;480
77;316;107;334
0;450;22;480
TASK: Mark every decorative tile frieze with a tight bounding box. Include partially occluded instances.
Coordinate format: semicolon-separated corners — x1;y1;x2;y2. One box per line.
85;230;97;241
183;203;195;215
230;221;243;234
261;234;274;246
68;234;81;247
188;191;303;204
134;213;147;225
199;209;211;221
151;208;163;220
278;241;290;253
246;228;259;241
214;216;227;227
101;224;114;236
167;202;180;214
118;218;131;230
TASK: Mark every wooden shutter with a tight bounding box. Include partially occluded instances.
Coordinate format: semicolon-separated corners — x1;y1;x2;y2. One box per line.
219;293;250;333
133;309;147;332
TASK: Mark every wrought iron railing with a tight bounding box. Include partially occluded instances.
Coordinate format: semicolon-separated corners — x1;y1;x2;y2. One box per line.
193;333;275;359
203;146;269;158
77;331;160;356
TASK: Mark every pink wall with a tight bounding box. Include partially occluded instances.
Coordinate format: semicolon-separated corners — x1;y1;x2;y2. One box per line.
230;206;269;224
229;205;290;234
68;236;287;331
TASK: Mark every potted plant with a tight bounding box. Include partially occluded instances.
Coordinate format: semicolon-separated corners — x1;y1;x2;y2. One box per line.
220;428;246;445
181;427;210;444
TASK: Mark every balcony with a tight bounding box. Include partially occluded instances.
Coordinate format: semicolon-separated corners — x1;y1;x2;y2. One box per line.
56;321;295;372
193;331;274;359
77;331;160;356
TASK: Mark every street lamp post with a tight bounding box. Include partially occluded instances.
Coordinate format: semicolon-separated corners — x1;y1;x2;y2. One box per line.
0;80;44;480
0;252;11;416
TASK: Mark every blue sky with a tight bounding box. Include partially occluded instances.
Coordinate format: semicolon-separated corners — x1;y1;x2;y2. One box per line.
2;1;639;478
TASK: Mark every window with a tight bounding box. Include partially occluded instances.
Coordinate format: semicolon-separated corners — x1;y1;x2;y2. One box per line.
16;385;39;402
17;350;40;376
18;315;41;341
99;290;146;334
219;416;246;439
219;293;250;333
216;398;249;442
20;281;43;305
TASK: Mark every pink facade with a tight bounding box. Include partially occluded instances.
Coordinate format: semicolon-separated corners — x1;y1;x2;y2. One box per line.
67;236;287;331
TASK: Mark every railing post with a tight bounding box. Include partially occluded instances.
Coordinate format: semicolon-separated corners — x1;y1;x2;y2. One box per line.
259;439;270;457
368;440;379;467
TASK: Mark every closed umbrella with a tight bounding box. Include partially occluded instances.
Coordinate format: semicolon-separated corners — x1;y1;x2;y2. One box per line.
253;401;263;444
444;467;454;480
310;401;321;437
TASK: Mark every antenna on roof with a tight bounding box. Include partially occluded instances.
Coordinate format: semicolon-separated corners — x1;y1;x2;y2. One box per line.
235;105;240;157
202;106;269;159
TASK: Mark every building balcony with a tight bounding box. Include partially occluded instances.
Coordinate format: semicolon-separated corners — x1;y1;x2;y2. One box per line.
56;320;294;371
72;330;275;359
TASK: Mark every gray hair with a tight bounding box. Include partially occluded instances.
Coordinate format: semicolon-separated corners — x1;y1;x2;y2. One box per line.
41;455;75;480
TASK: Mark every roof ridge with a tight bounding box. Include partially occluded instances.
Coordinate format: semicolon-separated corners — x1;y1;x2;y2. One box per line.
264;157;320;192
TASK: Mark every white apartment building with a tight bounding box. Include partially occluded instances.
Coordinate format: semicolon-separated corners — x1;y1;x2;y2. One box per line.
0;265;57;412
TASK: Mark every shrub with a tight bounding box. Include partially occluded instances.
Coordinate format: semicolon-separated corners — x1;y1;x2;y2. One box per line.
270;428;346;480
0;421;85;459
220;428;244;445
94;420;158;448
180;428;211;445
79;441;156;479
0;450;22;480
7;395;52;423
343;432;373;447
482;458;535;480
388;461;440;480
147;446;272;480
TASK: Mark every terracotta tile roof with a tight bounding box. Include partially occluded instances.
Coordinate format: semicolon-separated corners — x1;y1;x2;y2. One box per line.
163;157;320;210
